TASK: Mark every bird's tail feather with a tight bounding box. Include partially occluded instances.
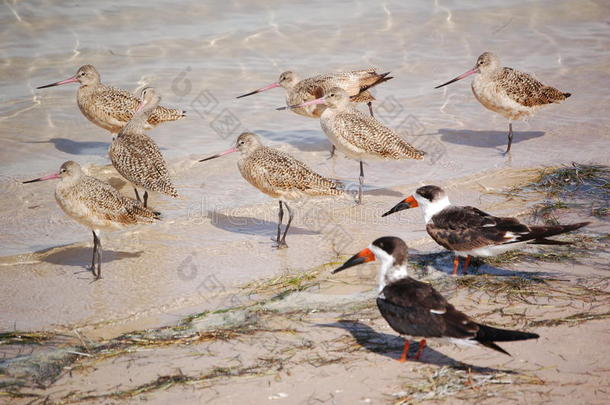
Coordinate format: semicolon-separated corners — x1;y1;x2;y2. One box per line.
518;221;589;243
475;323;539;356
476;323;539;342
358;71;393;95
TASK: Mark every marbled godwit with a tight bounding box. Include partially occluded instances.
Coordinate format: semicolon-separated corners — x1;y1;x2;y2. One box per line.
288;87;424;204
37;65;186;133
333;236;539;360
382;185;589;275
23;161;159;279
238;69;392;118
435;52;571;153
109;87;178;207
199;132;343;248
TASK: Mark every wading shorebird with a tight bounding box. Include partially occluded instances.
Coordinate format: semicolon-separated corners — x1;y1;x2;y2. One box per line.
199;132;343;248
435;52;571;154
23;161;160;280
333;236;540;361
237;69;392;118
286;87;424;204
382;185;589;275
109;87;178;207
37;65;186;133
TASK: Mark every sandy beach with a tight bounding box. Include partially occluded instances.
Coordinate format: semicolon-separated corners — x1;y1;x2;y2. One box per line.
1;0;609;403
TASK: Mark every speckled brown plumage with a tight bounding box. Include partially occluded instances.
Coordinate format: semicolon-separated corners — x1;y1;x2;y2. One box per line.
491;67;570;108
39;65;185;133
457;52;572;120
199;132;343;248
280;69;391;118
236;133;343;200
435;52;571;153
52;161;159;231
286;69;392;118
240;69;392;118
109;87;178;201
319;88;425;161
25;160;159;279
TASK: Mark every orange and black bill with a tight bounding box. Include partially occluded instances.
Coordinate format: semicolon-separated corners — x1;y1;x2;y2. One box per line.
381;195;418;217
332;248;376;274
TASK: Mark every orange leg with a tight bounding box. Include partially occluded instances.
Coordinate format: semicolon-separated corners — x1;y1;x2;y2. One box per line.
399;339;410;362
414;339;427;360
463;256;471;275
452;256;460;276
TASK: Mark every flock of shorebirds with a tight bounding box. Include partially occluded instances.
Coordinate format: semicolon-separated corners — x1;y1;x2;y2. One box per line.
23;52;589;361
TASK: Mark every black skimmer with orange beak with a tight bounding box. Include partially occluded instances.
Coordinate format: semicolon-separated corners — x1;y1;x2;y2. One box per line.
332;236;539;361
382;185;590;275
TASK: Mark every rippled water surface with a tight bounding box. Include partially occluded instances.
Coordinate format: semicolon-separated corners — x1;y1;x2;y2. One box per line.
0;0;608;332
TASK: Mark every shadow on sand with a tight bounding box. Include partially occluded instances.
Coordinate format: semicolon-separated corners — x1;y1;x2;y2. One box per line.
438;128;545;152
208;211;319;237
409;250;560;278
318;320;513;374
25;138;110;156
42;245;143;268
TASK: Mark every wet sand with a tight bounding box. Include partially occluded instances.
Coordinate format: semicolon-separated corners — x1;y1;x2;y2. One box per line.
1;0;610;403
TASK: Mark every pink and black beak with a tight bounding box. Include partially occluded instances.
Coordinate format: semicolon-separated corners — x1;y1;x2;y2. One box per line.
135;98;146;114
434;66;479;89
198;147;238;162
332;248;376;274
36;76;79;89
23;172;61;184
381;195;418;217
276;96;325;111
236;82;280;99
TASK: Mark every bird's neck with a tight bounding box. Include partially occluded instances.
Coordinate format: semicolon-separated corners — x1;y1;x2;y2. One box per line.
422;196;451;223
378;262;408;293
120;111;151;136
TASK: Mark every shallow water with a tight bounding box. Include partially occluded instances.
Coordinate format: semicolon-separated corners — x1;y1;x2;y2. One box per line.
0;0;609;333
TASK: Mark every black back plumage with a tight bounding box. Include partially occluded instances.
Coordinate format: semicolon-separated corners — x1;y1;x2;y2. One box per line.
427;205;589;252
377;277;539;355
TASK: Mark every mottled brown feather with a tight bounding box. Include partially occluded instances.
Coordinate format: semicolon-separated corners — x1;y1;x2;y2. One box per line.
330;107;425;160
496;68;569;107
238;146;343;199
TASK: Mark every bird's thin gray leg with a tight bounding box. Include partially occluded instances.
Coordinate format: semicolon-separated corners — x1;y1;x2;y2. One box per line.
91;230;102;280
90;230;98;273
279;202;293;248
505;122;513;155
328;144;336;159
143;191;149;208
367;101;374;117
134;188;141;202
357;161;365;204
276;200;284;244
96;234;102;280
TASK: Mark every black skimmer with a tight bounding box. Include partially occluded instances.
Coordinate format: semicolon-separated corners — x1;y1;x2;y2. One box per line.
382;185;590;275
332;236;540;361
